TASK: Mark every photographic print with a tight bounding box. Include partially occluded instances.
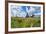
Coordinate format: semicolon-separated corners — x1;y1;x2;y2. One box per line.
11;4;41;28
5;1;45;33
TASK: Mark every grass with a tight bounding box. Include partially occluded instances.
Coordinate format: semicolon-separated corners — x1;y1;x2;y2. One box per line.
11;17;41;28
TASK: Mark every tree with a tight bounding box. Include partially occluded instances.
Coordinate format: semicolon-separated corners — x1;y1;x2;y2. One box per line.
26;12;29;17
26;6;29;17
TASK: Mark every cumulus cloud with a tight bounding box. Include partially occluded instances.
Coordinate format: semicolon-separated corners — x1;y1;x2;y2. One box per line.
11;5;26;17
11;5;41;17
17;11;26;17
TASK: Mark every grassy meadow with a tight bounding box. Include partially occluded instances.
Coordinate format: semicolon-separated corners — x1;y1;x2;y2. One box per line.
11;17;41;28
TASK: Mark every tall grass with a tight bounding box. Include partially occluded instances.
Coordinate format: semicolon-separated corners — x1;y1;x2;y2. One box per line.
11;17;41;28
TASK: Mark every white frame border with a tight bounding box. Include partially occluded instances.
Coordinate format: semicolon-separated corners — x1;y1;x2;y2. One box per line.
8;3;43;32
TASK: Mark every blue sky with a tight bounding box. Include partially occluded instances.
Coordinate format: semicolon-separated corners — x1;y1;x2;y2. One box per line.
11;5;41;17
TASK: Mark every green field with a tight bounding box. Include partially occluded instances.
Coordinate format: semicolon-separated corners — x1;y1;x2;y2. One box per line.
11;17;41;28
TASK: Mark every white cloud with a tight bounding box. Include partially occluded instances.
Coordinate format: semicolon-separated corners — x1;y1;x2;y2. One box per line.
26;7;35;16
11;5;27;17
17;11;26;17
26;7;35;13
11;6;40;17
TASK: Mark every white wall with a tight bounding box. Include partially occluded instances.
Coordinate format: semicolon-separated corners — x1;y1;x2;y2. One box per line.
0;0;46;34
0;0;5;34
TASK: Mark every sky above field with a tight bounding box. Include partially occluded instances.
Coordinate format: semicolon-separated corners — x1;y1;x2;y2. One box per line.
11;5;41;17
